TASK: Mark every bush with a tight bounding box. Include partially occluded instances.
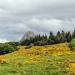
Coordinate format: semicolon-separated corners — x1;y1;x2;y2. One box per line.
0;43;17;55
34;40;48;46
5;42;19;49
69;39;75;50
25;43;33;49
25;46;31;49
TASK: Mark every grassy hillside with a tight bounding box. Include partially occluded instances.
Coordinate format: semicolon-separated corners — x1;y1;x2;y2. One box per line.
0;43;75;75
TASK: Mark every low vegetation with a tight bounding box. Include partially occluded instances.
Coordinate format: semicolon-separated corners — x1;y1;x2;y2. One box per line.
0;30;75;74
0;43;74;75
69;39;75;50
0;42;18;55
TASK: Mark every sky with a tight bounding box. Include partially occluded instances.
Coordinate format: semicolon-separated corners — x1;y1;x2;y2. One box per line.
0;0;75;42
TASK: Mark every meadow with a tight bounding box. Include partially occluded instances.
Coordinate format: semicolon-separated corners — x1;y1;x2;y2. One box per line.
0;43;75;75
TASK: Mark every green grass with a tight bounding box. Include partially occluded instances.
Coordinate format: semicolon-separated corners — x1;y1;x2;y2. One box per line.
0;62;69;75
0;55;72;75
0;43;74;75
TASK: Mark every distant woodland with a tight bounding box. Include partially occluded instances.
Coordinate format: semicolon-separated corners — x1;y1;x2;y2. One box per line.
20;30;75;46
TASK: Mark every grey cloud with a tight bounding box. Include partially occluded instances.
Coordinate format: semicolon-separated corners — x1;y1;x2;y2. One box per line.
0;0;75;42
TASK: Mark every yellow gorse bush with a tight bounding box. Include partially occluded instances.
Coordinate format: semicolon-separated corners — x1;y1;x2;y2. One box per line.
0;43;75;73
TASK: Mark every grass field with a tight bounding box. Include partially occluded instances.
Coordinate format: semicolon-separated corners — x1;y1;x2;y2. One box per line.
0;43;75;75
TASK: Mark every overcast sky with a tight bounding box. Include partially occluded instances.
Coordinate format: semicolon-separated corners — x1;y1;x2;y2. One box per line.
0;0;75;42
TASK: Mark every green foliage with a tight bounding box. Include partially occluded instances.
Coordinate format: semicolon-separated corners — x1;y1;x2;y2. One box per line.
0;43;17;55
5;42;19;50
25;44;33;49
34;40;48;46
65;32;72;42
69;39;75;50
72;30;75;39
47;39;55;44
6;42;19;46
20;30;73;46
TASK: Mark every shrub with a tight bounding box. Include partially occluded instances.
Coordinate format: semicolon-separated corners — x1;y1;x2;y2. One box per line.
34;40;48;46
25;45;32;49
25;43;33;49
8;42;19;46
69;39;75;50
0;43;17;55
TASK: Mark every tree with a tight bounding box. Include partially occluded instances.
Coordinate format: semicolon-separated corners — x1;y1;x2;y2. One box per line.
65;32;72;42
20;31;35;43
20;30;72;46
47;38;55;44
72;30;75;39
61;30;66;42
55;31;61;43
69;39;75;50
48;32;55;44
49;32;55;40
20;31;35;45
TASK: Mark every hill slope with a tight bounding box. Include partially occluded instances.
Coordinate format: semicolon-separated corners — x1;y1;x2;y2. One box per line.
0;43;75;75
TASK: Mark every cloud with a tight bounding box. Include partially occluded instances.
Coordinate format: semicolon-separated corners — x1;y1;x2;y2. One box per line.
0;0;75;42
27;18;75;33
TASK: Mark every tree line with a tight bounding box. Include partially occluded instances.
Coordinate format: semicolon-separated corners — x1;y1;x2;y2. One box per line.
20;30;75;46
